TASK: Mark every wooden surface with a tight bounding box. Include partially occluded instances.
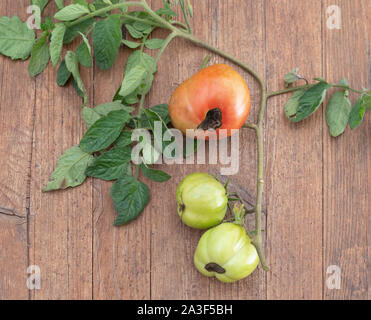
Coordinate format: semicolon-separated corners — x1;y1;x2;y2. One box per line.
0;0;369;300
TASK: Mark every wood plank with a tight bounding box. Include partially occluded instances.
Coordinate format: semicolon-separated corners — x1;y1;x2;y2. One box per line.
0;0;35;300
92;8;151;299
322;0;370;300
29;2;93;299
265;0;323;299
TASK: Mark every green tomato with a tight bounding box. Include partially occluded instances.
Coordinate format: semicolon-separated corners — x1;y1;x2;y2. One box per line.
176;172;228;229
194;223;259;282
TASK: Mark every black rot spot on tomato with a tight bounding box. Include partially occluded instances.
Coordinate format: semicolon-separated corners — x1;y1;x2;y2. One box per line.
205;262;226;274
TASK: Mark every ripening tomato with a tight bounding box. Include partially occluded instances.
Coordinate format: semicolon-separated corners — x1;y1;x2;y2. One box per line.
176;172;228;229
169;64;251;138
194;223;259;282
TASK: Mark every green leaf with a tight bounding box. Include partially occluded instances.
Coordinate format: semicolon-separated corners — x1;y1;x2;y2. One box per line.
140;104;171;127
141;164;171;182
31;0;51;12
119;65;147;97
73;0;89;8
284;68;303;87
284;89;306;118
326;90;351;137
82;101;134;128
125;24;143;39
57;58;71;86
28;31;50;77
54;4;90;21
86;145;131;181
0;16;35;60
115;130;133;147
125;50;156;74
362;91;371;110
76;32;92;68
290;82;331;122
122;39;141;49
145;38;165;50
348;98;366;130
63;18;94;44
80;109;131;153
43;145;94;192
93;14;122;70
50;23;66;67
64;51;87;103
41;17;55;31
55;0;64;10
110;176;150;225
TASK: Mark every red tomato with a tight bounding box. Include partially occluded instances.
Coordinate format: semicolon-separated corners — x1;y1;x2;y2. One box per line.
169;64;251;138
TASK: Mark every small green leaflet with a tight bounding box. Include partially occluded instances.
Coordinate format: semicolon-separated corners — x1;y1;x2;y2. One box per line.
110;176;150;226
362;91;371;110
125;24;143;39
0;16;35;60
348;97;366;130
43;145;94;192
55;0;64;10
284;68;303;87
115;130;133;148
50;23;66;67
122;39;141;49
284;90;305;118
326;90;351;137
141;164;171;182
119;65;147;97
31;0;51;12
76;32;92;68
57;59;71;86
140;104;171;127
290;82;330;122
64;18;94;44
80;109;131;153
41;17;55;31
82;101;134;128
93;14;122;70
145;38;165;50
54;4;90;21
64;51;87;104
86;145;132;181
28;31;50;77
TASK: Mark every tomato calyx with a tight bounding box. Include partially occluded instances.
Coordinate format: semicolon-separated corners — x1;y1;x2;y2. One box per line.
205;262;226;274
197;108;223;131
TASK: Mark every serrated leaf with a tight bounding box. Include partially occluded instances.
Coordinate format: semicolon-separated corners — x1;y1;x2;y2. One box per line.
93;14;122;70
54;4;90;21
76;32;92;68
119;65;147;97
63;18;94;44
31;0;51;12
141;164;171;182
28;31;50;77
122;39;140;49
80;109;131;153
290;82;331;122
43;145;94;192
145;38;164;50
348;98;366;130
0;16;35;60
115;130;133;148
82;101;134;128
284;89;306;118
57;58;71;86
86;145;131;181
125;24;143;39
140;104;171;128
110;176;150;225
55;0;64;10
65;50;87;103
326;90;351;137
50;23;66;67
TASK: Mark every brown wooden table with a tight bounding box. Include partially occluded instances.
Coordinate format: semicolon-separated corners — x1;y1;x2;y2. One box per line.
0;0;369;300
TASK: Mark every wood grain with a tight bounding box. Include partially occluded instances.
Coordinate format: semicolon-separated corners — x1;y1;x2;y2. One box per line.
0;0;369;300
29;2;93;300
322;0;370;300
0;0;35;300
265;1;324;299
